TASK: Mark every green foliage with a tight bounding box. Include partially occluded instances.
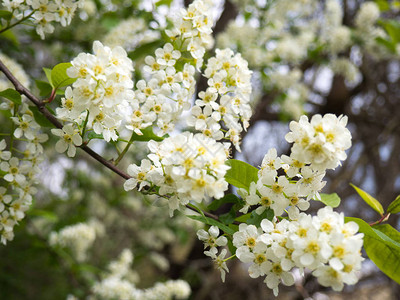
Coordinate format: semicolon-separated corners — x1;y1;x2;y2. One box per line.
127;127;167;142
29;209;59;223
387;195;400;214
376;19;400;53
350;183;384;216
375;0;391;11
0;88;21;104
317;193;341;208
30;106;54;127
43;68;53;85
0;10;12;21
0;30;19;46
207;194;242;211
101;12;121;30
224;159;258;190
246;209;274;227
235;209;274;226
345;217;400;284
155;0;173;7
128;41;164;61
35;80;53;97
379;20;400;43
51;63;77;89
187;215;235;235
219;208;237;225
87;131;104;140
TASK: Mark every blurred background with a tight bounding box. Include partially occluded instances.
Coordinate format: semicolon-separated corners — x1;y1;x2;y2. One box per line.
0;0;399;299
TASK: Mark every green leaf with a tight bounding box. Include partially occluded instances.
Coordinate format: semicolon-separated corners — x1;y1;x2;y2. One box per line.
317;193;341;208
155;0;173;6
387;195;400;214
30;106;54;127
379;20;400;44
235;212;251;223
43;68;53;87
51;63;76;89
350;183;384;216
186;215;235;235
0;10;12;21
375;0;391;11
375;37;396;53
208;194;241;211
35;80;53;97
0;109;11;118
224;159;259;190
128;40;164;61
219;208;237;225
374;224;400;244
87;131;104;140
227;238;237;255
345;217;400;284
29;209;58;222
0;88;21;104
0;29;19;46
246;209;274;227
101;13;120;30
127;127;167;142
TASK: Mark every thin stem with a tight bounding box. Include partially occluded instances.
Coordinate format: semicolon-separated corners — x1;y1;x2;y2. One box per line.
114;130;136;166
9;104;18;150
369;212;390;226
223;254;236;262
81;110;90;139
0;10;35;34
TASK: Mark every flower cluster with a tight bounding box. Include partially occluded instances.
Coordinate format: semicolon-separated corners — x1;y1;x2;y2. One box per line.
0;97;48;245
57;41;134;143
239;114;350;220
0;53;30;92
124;132;230;215
233;207;364;296
127;0;216;136
166;0;214;68
103;17;160;51
187;48;253;150
1;0;84;39
91;249;191;300
129;42;194;135
285;114;352;171
49;219;104;261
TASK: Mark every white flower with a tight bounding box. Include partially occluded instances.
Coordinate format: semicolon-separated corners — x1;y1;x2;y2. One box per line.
124;159;163;191
0;157;28;184
259;148;282;178
155;43;181;67
204;247;229;282
51;124;82;157
0;139;11;160
12;114;40;140
0;187;12;213
197;225;227;250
